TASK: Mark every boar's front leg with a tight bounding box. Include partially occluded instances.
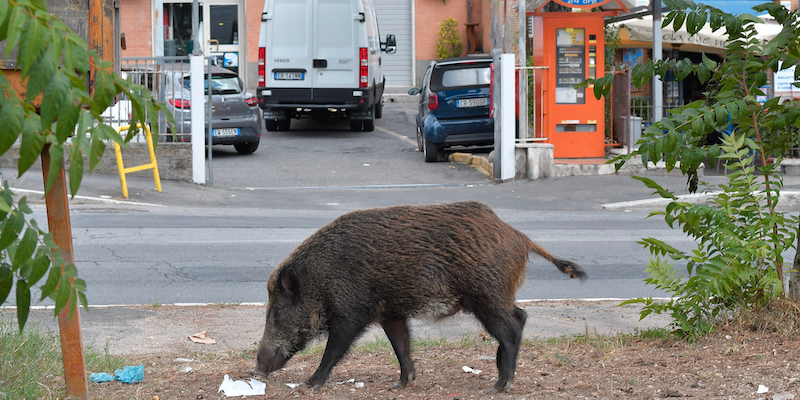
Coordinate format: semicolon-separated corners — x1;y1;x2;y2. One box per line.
380;318;416;388
305;316;368;389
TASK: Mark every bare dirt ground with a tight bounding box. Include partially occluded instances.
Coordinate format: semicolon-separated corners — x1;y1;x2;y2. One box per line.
85;326;800;400
18;302;800;399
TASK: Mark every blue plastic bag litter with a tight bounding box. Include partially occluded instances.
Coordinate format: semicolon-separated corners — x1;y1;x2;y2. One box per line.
114;364;145;384
90;364;144;384
89;372;114;383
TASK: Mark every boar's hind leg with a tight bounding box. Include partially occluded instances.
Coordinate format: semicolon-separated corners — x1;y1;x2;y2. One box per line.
305;317;369;390
380;318;416;388
475;306;527;394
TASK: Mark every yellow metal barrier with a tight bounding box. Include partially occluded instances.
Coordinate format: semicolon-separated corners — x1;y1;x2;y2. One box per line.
114;124;162;198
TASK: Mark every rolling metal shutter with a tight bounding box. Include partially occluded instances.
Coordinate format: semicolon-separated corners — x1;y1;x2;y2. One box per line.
374;0;412;87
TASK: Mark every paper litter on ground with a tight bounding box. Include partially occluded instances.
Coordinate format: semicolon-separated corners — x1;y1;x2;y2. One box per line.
218;374;266;396
188;330;217;344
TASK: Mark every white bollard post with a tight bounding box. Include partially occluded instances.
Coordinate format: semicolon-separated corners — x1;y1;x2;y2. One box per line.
499;53;515;181
190;55;205;184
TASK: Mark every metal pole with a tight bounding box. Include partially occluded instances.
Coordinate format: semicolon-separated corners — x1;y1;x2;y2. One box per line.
192;0;201;55
652;1;663;122
518;1;528;141
493;49;502;180
41;144;88;400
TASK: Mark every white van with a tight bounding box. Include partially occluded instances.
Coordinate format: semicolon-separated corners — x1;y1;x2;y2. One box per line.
257;0;397;132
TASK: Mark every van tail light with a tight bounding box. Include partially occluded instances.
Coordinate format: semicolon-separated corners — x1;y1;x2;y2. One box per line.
359;47;368;88
258;47;266;87
169;98;191;109
428;93;438;110
245;95;258;107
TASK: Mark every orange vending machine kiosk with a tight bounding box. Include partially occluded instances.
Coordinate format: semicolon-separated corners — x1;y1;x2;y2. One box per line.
531;12;612;158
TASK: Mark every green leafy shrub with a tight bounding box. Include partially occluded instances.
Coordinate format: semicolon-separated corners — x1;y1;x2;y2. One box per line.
586;0;800;339
436;17;463;59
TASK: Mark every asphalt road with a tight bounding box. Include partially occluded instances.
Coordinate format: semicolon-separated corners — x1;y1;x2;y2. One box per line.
9;101;796;307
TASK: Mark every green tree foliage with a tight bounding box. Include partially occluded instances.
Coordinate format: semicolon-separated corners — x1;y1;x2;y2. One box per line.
436;17;463;59
0;0;165;331
586;0;800;339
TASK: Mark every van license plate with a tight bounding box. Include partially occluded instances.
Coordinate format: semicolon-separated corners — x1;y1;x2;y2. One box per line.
456;98;489;108
275;72;304;80
213;128;239;137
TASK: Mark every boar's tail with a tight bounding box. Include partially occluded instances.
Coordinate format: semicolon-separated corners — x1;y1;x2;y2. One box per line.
529;242;588;281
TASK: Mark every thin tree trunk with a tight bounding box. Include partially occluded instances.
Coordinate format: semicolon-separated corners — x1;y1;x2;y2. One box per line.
790;219;800;300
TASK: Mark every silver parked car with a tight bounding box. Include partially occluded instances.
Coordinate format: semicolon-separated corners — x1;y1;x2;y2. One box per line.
166;64;262;154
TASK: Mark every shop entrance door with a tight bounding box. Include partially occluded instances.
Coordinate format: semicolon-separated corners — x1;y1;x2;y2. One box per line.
163;1;243;76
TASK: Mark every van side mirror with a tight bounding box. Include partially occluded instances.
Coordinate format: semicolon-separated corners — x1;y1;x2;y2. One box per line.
408;87;420;95
381;34;397;54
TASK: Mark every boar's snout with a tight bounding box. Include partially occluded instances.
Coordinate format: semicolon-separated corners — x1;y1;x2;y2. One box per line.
255;342;289;378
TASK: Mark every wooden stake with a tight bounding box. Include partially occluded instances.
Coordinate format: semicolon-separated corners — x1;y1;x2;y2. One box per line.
41;144;89;399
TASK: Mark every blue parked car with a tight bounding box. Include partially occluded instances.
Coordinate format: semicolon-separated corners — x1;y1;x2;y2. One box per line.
408;56;494;162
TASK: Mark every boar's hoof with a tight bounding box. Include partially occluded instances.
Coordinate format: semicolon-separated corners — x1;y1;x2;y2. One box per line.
394;371;416;389
487;380;512;394
303;378;327;390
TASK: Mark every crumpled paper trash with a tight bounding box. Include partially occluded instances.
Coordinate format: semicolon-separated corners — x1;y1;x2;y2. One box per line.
218;374;266;397
462;366;482;375
189;330;217;344
89;364;144;384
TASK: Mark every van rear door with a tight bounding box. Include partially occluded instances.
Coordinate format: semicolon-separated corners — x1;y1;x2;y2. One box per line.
265;0;312;89
312;0;358;89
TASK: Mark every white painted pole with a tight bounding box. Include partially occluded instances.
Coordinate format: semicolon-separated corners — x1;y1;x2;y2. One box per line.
653;1;663;123
500;53;515;181
190;55;205;184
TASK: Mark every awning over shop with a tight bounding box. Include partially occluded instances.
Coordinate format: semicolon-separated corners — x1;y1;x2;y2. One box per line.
612;15;782;55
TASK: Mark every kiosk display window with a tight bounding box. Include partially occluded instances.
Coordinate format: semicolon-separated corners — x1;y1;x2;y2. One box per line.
555;28;586;105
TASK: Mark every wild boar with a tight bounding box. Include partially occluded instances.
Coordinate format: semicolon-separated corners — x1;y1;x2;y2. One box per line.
254;201;586;394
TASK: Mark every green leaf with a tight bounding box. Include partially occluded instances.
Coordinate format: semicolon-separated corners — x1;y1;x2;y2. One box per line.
68;150;84;197
39;69;68;129
0;96;24;156
56;96;80;143
54;276;71;316
89;129;108;171
90;70;117;115
18;114;44;175
44;142;64;193
19;16;44;78
16;279;30;332
0;264;11;305
3;6;24;59
0;0;9;29
0;212;23;251
78;290;88;311
28;254;50;286
633;176;678;200
13;228;38;268
0;197;10;214
673;12;687;32
686;11;698;35
39;264;60;300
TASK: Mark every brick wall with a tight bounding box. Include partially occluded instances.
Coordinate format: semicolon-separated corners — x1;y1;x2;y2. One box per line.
120;0;153;58
246;0;266;63
415;0;469;60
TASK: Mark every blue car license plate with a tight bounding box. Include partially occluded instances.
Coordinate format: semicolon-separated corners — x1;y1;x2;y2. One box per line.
456;97;489;108
212;128;239;137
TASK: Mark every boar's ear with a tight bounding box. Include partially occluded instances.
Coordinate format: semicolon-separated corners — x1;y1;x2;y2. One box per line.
278;267;300;301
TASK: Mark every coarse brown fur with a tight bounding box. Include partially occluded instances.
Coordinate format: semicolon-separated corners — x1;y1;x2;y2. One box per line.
256;201;586;394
